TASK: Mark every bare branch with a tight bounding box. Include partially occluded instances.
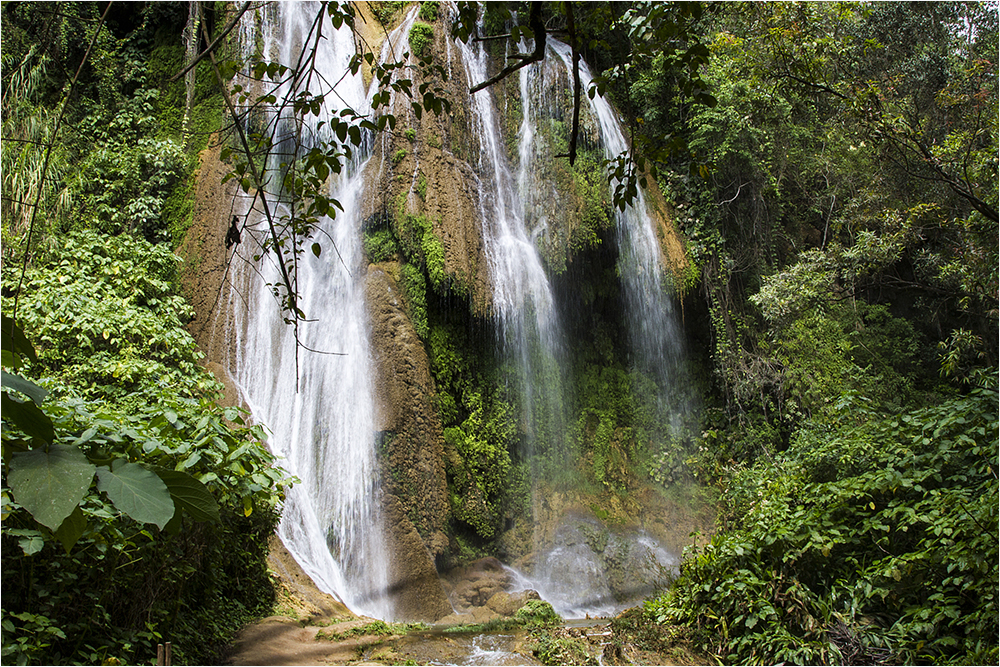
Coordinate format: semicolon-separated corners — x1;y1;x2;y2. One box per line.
201;21;298;316
169;2;254;83
470;2;546;94
565;2;582;165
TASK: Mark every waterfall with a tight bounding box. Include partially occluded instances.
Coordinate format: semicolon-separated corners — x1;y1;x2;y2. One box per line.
221;2;398;619
547;40;686;430
495;37;685;616
214;3;686;622
453;29;569;466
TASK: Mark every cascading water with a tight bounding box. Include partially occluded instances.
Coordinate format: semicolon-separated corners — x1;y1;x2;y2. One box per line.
220;2;401;619
492;36;686;616
217;3;688;623
548;40;687;429
453;29;569;468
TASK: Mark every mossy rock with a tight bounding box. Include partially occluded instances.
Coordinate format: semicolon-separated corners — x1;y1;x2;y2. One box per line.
515;600;561;626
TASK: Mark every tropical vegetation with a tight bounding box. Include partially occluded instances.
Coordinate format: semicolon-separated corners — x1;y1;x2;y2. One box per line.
2;1;996;665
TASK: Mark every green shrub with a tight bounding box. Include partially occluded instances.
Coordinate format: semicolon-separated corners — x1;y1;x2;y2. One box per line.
515;600;561;626
648;388;999;665
371;1;407;25
527;630;592;665
419;2;440;22
408;22;435;60
417;172;428;200
1;230;289;665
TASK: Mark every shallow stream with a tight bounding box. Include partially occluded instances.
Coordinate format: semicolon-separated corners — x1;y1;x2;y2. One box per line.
370;618;611;666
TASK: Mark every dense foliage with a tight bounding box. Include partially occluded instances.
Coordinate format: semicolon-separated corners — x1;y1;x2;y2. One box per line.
2;1;997;665
613;3;999;664
1;233;289;665
649;388;998;664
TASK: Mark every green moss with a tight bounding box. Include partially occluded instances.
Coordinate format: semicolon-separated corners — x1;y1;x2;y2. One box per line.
371;1;407;25
149;31;224;247
363;228;400;262
399;263;428;339
515;600;561;626
442;603;559;633
405;127;417;141
316;620;425;641
396;211;447;294
434;390;459;426
163;170;196;247
392;148;407;165
422;223;446;291
408;22;435;60
417;172;428;200
418;1;440;22
444;389;517;540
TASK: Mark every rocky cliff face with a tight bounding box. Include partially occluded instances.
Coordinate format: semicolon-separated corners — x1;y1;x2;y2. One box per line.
180;5;694;623
359;11;493;315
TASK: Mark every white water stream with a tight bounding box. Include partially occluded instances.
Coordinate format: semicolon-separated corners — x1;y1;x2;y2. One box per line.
220;2;419;619
501;37;684;616
454;21;569;465
547;40;686;427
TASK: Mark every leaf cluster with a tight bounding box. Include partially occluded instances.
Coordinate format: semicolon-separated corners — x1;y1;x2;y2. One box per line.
1;229;289;664
649;388;999;665
217;2;452;326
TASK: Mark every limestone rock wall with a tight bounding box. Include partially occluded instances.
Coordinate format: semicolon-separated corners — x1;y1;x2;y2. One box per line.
364;264;449;556
359;8;493;314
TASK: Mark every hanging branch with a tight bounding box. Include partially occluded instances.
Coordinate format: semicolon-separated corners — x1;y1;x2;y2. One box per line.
555;1;581;165
469;2;547;94
201;21;299;319
11;1;113;326
467;1;582;166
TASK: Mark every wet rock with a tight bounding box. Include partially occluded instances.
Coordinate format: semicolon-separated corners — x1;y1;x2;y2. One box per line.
441;557;515;611
383;494;453;622
436;605;501;626
365;265;449;550
486;590;541;617
266;536;353;622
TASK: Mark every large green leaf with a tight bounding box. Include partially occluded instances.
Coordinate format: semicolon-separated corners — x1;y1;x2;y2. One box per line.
1;314;38;368
54;506;88;553
154;468;221;523
1;393;54;443
1;371;48;405
8;445;96;531
97;461;174;530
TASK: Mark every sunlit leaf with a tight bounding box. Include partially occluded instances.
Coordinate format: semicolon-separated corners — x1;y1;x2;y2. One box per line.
2;370;47;405
9;445;96;531
97;461;174;530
